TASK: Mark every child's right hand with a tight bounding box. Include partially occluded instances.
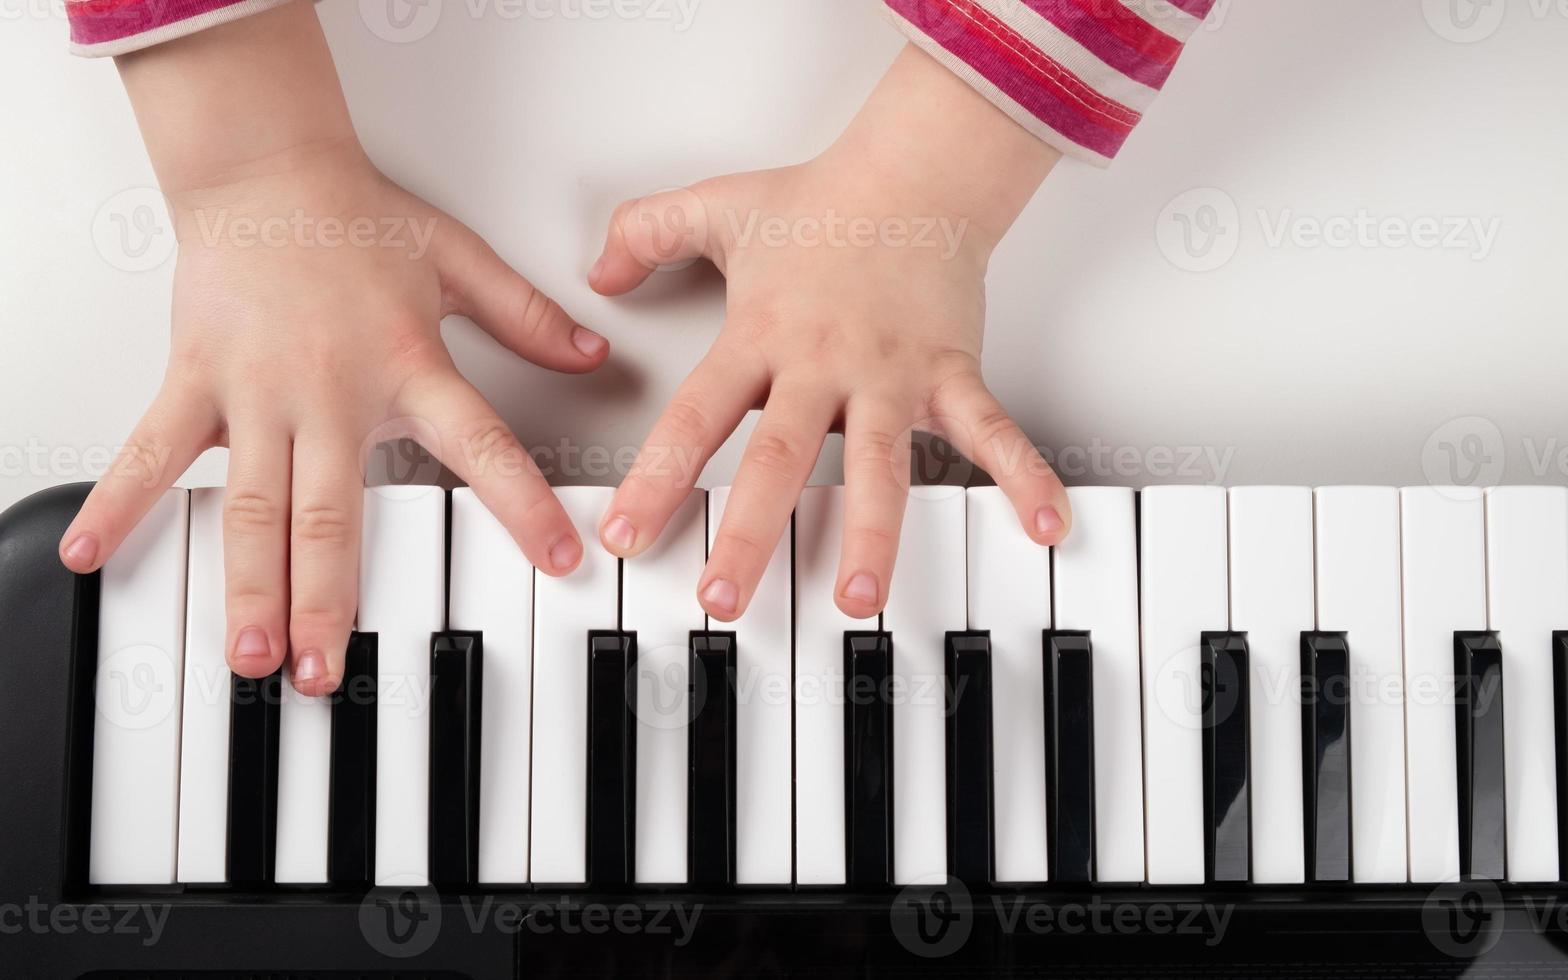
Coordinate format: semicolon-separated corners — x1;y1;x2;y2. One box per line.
58;3;607;696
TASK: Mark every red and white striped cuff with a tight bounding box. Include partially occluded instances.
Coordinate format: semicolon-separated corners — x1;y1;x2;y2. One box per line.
67;0;294;57
882;0;1213;166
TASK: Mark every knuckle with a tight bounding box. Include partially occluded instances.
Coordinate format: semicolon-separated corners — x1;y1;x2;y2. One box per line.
459;420;527;476
746;432;806;482
291;503;354;549
660;397;714;449
516;284;561;339
971;407;1019;449
848;429;902;473
223;490;285;536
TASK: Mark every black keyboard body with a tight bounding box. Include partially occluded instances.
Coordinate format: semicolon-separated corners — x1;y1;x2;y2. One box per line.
6;484;1568;978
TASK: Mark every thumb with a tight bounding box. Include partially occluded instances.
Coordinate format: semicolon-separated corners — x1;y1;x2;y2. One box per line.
589;185;719;296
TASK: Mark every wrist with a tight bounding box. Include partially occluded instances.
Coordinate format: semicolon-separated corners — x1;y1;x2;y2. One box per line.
826;44;1061;254
116;0;361;205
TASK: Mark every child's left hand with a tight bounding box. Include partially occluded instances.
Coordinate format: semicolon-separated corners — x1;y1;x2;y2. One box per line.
590;45;1073;623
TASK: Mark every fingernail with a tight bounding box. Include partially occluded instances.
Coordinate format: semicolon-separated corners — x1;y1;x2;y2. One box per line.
701;578;739;616
588;256;606;285
234;627;271;662
842;572;879;605
572;326;608;358
550;534;583;572
1035;506;1064;538
602;515;636;552
62;534;98;569
295;650;325;683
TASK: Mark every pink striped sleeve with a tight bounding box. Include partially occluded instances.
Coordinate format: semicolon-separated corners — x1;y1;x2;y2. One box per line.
67;0;294;57
882;0;1214;166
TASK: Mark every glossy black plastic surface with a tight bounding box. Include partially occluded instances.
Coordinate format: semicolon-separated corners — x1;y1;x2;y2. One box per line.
945;631;994;887
587;630;636;888
689;631;738;887
1202;631;1251;884
1455;630;1506;881
845;631;894;888
226;669;282;885
1044;630;1096;883
329;631;378;886
429;630;483;887
1557;631;1568;882
1301;631;1352;883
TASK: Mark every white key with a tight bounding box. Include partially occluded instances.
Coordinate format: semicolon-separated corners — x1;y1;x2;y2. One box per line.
884;487;966;885
450;488;536;885
965;486;1049;884
176;488;228;884
1139;485;1226;885
360;485;446;887
794;486;873;886
623;490;705;885
709;487;793;885
1400;486;1485;883
1227;487;1312;885
274;682;331;884
90;488;189;885
1052;487;1143;883
1315;487;1407;883
1486;486;1568;882
530;486;617;885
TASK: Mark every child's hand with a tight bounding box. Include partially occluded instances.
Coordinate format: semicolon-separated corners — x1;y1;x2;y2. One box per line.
58;3;607;695
591;45;1071;622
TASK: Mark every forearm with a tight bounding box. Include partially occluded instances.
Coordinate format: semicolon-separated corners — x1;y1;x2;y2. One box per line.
116;0;360;205
827;45;1062;254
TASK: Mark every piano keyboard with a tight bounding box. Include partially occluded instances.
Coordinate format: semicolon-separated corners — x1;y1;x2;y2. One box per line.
45;483;1568;891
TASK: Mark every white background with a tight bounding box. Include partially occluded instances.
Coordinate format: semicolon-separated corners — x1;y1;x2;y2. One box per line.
2;0;1566;511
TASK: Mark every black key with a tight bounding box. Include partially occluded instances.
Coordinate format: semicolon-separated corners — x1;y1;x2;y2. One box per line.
227;668;283;886
1201;631;1251;884
845;631;894;888
1455;631;1506;881
429;631;483;888
688;631;738;887
1556;631;1568;882
587;631;636;888
329;632;377;886
1043;630;1096;883
1300;631;1351;883
945;632;994;886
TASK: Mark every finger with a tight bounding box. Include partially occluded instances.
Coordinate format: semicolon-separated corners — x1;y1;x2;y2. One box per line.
59;385;218;573
398;370;583;576
599;337;769;559
699;380;838;620
837;394;915;619
434;220;610;374
223;427;293;679
286;425;363;695
589;185;717;296
933;370;1071;544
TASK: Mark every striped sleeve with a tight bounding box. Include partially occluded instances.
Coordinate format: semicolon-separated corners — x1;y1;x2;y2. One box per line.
882;0;1214;166
67;0;294;57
